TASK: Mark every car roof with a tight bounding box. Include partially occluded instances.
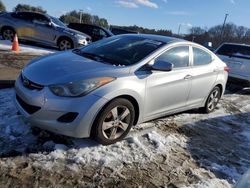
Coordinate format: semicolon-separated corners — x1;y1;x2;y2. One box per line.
118;34;184;44
69;23;114;36
69;23;104;29
221;42;250;47
12;11;46;15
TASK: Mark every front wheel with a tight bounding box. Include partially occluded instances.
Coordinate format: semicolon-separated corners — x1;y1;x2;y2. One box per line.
92;98;135;145
58;38;73;51
202;86;221;113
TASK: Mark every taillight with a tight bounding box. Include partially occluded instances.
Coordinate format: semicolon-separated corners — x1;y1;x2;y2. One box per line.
224;66;230;72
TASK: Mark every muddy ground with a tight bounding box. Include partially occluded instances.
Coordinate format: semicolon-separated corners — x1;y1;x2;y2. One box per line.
0;86;249;188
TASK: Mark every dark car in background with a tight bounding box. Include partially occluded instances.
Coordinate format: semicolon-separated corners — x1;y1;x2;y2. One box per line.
110;27;138;35
0;11;91;50
68;23;113;42
215;43;250;86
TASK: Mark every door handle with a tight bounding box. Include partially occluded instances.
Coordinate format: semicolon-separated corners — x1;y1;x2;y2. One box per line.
184;75;192;80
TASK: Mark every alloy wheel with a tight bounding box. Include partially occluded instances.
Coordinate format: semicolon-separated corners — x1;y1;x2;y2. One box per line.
3;29;15;41
102;106;131;140
207;89;220;111
59;40;72;50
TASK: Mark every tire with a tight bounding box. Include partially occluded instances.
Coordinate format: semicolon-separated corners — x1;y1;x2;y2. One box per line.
202;86;221;113
1;27;15;41
58;38;73;51
92;98;135;145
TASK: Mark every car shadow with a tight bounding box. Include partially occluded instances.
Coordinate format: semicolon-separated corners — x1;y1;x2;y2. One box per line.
0;124;99;158
176;112;250;183
19;40;59;51
226;83;250;95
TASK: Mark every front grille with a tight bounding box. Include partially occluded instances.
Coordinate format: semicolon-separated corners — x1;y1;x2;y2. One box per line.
21;74;44;90
16;95;41;114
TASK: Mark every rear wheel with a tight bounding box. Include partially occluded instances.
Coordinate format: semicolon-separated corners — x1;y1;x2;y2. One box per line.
202;86;221;113
2;27;15;41
92;98;135;145
58;38;73;51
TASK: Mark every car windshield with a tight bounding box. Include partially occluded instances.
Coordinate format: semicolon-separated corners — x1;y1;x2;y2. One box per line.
73;35;165;66
104;28;114;36
50;17;66;27
217;44;250;59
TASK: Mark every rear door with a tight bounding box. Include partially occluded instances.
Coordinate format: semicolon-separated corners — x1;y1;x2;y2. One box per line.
13;12;35;40
187;47;218;106
31;13;56;44
216;44;250;78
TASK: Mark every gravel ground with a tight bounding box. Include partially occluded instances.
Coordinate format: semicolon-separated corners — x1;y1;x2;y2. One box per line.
0;86;249;188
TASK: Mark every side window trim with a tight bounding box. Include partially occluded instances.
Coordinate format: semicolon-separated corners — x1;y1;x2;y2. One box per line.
154;44;191;70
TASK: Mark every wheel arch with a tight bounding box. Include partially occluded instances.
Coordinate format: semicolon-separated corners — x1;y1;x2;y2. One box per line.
57;36;74;47
1;25;16;34
215;83;223;97
90;94;140;137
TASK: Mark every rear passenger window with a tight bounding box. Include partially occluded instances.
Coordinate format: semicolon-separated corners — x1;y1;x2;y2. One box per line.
157;46;189;69
193;47;212;66
12;12;32;22
33;13;50;23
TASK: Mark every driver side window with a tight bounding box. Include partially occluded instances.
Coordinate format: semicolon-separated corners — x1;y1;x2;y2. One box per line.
156;46;190;69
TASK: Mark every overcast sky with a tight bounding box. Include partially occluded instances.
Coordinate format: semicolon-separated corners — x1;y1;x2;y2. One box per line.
2;0;250;34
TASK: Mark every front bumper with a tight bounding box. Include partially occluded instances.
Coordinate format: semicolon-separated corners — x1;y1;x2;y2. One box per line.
78;39;88;46
15;75;108;138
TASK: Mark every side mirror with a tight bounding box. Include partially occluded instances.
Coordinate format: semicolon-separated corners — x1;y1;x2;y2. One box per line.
151;60;173;71
47;22;54;27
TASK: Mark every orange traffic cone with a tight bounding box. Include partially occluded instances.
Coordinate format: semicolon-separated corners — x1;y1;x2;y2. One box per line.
12;34;20;53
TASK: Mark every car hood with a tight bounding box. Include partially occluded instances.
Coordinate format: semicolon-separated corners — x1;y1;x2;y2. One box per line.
22;51;129;85
56;26;90;38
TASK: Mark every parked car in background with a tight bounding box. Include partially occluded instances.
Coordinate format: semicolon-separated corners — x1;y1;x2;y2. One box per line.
15;34;228;145
110;27;138;35
0;11;91;50
215;43;250;86
68;23;113;42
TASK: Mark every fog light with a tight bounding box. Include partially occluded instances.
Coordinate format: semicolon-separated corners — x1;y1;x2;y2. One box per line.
57;112;78;123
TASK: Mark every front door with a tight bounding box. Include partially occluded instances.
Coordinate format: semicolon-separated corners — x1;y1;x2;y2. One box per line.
144;46;192;119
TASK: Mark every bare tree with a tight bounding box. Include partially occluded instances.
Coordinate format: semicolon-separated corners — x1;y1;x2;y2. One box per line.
0;0;6;12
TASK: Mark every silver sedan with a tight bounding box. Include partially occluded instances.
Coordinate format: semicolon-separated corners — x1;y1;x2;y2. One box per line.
15;34;228;145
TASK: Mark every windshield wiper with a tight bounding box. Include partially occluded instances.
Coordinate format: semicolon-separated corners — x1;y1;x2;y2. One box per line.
72;50;120;65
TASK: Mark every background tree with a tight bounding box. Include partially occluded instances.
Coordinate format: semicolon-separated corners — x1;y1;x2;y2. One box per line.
13;4;46;13
0;0;6;12
59;10;109;28
184;23;250;48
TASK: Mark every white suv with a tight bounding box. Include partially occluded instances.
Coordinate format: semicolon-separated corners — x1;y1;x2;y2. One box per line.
215;43;250;86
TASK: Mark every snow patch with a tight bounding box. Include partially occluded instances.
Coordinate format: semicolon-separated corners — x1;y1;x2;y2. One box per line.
211;163;240;182
0;40;56;54
146;130;186;150
188;178;231;188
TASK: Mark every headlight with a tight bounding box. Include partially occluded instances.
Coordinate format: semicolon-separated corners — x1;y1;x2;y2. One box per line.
76;34;86;40
49;77;115;97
